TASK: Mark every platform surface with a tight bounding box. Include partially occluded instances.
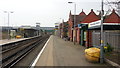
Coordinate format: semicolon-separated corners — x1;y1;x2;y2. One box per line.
0;36;41;45
35;35;110;66
0;38;27;45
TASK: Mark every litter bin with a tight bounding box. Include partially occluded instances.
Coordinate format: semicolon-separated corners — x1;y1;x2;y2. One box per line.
85;47;100;62
16;35;22;39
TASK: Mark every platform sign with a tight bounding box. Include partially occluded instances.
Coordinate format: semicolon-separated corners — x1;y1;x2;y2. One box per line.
55;23;59;26
88;20;101;28
78;24;82;28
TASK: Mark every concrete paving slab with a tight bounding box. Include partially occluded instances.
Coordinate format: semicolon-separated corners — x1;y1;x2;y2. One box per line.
35;36;53;66
35;35;110;66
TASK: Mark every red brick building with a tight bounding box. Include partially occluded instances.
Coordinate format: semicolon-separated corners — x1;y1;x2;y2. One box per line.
63;9;120;49
68;11;73;41
68;11;81;41
61;21;69;38
59;23;63;38
80;9;100;47
88;9;120;49
81;9;100;23
76;10;86;44
104;9;120;23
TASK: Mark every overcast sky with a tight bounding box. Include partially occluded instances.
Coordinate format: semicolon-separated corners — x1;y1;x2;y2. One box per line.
0;0;116;27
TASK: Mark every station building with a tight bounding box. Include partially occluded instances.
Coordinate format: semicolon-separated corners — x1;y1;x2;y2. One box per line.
58;9;120;52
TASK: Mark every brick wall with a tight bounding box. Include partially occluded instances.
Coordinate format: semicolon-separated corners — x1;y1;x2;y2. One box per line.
77;28;80;44
86;30;92;48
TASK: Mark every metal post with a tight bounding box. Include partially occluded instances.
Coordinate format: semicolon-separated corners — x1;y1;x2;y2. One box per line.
4;11;14;40
8;12;10;40
68;2;76;44
100;0;104;63
73;3;76;45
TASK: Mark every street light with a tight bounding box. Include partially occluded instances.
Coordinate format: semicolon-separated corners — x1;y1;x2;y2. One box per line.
68;2;76;44
4;11;14;40
68;2;73;4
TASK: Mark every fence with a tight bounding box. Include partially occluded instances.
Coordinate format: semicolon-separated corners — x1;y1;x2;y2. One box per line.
92;30;120;52
104;31;120;52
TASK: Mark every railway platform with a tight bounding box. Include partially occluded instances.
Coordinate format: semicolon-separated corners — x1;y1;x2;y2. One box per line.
0;38;27;45
0;36;40;45
32;35;111;67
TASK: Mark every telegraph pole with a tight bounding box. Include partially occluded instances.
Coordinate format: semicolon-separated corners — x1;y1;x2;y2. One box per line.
100;0;104;63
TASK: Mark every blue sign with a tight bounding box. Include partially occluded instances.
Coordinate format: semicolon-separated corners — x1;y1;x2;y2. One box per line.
78;24;82;28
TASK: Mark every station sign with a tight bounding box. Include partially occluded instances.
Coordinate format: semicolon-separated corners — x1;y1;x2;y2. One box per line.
88;20;101;28
55;23;59;27
78;24;82;28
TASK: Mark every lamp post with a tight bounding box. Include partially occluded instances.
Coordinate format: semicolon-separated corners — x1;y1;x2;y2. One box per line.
100;0;104;63
68;2;76;45
4;11;14;40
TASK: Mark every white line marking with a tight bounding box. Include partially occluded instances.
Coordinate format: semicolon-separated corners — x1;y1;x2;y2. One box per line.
31;36;51;68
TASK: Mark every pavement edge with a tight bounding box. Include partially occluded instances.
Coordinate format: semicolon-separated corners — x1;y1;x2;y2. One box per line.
30;35;52;68
105;58;120;68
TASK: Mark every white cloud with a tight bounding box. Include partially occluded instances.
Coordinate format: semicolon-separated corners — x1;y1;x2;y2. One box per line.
0;0;115;27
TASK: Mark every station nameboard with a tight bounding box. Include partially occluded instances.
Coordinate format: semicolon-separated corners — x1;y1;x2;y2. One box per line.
88;20;101;28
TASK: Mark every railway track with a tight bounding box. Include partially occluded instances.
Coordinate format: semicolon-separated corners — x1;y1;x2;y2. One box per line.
0;35;50;68
1;37;37;53
1;37;40;61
